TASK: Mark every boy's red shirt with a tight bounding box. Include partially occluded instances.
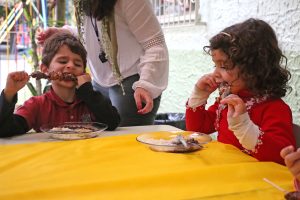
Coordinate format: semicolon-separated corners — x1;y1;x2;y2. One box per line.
16;88;95;132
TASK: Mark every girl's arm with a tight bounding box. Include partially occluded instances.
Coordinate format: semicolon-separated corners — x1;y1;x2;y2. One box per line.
185;102;218;134
185;74;219;133
229;99;295;164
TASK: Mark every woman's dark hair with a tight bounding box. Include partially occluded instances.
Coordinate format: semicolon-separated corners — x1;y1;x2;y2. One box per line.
204;18;292;98
83;0;117;20
42;32;87;69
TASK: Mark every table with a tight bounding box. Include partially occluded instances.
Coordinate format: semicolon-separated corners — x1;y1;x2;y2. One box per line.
0;125;294;199
0;125;181;145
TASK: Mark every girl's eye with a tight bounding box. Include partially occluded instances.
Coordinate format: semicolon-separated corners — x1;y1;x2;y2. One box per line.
222;65;229;70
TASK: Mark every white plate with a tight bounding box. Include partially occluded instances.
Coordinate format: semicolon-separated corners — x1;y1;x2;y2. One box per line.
136;131;211;153
41;122;108;140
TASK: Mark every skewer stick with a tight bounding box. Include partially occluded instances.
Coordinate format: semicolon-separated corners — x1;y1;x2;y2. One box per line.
263;178;288;194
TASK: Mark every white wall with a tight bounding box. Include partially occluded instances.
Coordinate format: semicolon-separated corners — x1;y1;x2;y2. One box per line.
0;55;32;102
159;0;300;124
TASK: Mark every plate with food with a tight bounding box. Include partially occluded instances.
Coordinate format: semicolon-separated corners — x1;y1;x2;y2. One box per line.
136;131;212;153
41;122;108;140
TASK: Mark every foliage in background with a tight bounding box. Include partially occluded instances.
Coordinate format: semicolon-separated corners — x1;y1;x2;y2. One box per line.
22;0;41;96
20;0;66;96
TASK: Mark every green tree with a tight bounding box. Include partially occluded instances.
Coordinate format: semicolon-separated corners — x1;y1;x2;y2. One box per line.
56;0;65;27
22;0;41;96
22;0;66;96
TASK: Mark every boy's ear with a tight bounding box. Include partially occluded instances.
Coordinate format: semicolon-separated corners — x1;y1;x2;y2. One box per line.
40;64;48;73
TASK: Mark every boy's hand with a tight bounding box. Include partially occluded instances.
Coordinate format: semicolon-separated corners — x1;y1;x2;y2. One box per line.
195;73;218;94
4;71;29;102
220;94;246;118
76;73;91;88
280;146;300;182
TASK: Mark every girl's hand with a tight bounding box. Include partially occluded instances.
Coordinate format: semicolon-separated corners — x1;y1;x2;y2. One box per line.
4;71;29;102
76;73;91;88
220;94;247;118
280;146;300;182
195;73;218;94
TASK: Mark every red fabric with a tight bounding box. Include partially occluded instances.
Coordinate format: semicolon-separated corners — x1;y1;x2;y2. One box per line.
295;179;300;191
185;90;296;165
15;89;95;132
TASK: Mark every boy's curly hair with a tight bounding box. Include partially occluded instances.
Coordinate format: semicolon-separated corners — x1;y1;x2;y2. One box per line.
42;32;87;69
204;18;291;98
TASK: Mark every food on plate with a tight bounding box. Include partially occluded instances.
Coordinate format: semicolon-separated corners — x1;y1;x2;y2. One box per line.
48;125;96;140
136;131;212;153
143;134;199;146
30;71;77;82
49;126;93;133
41;122;108;140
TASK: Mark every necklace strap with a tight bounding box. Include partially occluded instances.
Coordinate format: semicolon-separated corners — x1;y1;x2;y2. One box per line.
99;13;125;95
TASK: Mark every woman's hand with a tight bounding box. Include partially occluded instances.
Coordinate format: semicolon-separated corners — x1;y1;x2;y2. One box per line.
195;73;218;94
281;146;300;182
134;87;153;114
4;71;29;102
220;94;247;118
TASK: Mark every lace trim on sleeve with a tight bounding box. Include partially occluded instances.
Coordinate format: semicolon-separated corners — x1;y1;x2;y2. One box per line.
242;128;264;155
142;34;166;50
186;103;205;112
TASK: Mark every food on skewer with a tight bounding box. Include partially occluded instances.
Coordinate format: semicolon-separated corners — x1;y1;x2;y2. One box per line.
30;71;77;82
216;82;231;103
284;191;300;200
30;71;49;80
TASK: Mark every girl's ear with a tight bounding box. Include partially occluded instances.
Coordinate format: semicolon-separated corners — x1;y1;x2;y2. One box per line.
40;64;48;73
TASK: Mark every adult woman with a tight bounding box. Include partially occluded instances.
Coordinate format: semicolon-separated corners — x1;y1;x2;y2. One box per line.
37;0;169;126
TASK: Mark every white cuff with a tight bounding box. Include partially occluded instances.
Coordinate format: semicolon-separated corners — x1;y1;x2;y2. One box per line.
228;112;260;151
187;85;210;109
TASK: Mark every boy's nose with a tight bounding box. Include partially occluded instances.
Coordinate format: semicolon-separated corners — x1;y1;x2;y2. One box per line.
65;62;75;69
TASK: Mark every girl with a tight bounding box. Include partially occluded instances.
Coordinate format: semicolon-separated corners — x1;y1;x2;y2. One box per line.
186;18;295;165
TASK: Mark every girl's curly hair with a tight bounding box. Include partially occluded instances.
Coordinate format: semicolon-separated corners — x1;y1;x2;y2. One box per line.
204;18;291;98
83;0;117;20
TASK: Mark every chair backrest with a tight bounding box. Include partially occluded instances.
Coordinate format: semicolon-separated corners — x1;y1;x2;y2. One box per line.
293;123;300;148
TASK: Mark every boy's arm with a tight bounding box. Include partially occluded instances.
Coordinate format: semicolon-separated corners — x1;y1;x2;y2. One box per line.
76;82;121;130
4;71;29;102
0;90;30;137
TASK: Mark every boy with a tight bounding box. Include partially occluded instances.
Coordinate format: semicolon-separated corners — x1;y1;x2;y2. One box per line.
0;32;120;137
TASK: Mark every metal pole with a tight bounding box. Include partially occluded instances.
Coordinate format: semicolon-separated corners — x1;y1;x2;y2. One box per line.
41;0;47;28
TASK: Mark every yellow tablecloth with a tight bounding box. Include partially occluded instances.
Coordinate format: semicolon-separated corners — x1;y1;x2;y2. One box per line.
0;132;294;200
